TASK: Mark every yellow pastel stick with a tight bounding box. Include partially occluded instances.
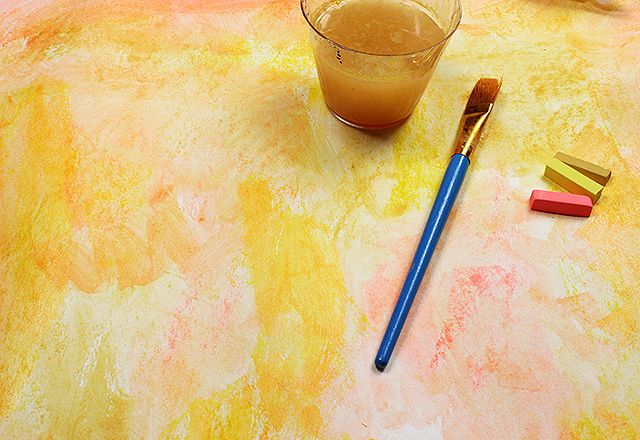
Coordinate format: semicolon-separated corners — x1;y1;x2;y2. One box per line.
544;158;603;202
555;152;611;186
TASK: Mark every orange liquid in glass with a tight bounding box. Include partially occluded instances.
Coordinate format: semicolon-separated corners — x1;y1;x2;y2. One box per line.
312;0;446;128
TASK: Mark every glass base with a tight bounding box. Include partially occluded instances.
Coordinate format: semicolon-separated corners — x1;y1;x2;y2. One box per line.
328;107;411;130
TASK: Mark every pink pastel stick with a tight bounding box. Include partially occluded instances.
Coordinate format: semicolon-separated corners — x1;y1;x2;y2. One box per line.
529;189;593;217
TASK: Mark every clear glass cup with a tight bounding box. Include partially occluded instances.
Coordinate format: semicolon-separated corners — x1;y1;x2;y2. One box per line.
301;0;462;129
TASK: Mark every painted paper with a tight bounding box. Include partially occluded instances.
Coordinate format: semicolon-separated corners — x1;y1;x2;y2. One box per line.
1;0;639;438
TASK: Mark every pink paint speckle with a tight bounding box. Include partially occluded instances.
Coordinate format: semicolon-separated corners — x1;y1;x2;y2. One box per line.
430;265;518;368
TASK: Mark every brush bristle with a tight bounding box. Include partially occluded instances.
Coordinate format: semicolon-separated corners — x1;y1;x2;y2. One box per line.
465;78;502;110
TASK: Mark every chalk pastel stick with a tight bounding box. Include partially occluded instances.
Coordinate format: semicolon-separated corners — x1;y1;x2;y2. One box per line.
555;152;611;186
530;189;593;217
544;158;603;202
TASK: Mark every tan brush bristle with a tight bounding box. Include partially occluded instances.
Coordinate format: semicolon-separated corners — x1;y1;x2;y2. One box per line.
465;78;502;110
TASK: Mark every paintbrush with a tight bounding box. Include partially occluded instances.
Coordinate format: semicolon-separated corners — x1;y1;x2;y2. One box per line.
375;78;502;372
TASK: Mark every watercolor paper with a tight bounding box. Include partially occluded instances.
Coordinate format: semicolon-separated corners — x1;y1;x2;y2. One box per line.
1;0;639;438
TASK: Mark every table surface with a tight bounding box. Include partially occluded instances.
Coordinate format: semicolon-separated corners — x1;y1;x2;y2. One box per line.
1;0;639;438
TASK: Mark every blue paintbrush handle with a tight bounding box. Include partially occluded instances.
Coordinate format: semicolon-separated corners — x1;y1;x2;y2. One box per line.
375;153;470;372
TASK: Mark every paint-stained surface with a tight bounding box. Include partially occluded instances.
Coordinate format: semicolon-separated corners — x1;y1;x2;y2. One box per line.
1;0;639;438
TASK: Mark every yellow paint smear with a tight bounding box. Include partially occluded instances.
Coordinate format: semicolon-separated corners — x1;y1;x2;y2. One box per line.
162;177;347;437
39;327;132;439
0;79;80;416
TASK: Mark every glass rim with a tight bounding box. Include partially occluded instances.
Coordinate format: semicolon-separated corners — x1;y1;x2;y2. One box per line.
300;0;462;57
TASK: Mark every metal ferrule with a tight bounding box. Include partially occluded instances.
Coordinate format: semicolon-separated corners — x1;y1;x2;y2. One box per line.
452;102;495;160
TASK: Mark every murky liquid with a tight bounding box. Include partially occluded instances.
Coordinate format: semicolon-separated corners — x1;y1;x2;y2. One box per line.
312;0;447;128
